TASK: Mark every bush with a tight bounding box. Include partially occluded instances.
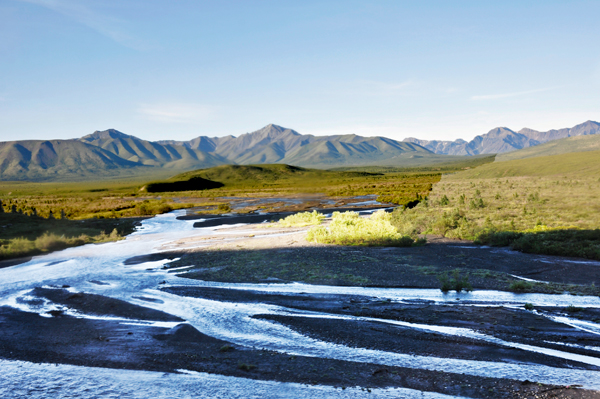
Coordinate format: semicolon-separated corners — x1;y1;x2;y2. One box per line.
478;228;600;260
279;210;324;227
438;270;472;293
509;280;533;292
524;303;534;311
307;211;420;247
35;232;68;252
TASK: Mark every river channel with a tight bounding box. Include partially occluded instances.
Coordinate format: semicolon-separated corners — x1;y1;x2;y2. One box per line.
1;211;599;398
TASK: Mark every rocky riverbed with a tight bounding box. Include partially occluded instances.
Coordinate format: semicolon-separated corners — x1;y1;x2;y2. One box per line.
1;210;599;398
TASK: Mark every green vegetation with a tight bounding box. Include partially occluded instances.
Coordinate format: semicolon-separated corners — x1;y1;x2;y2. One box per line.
390;150;600;259
307;210;423;247
438;269;473;293
509;281;534;292
496;134;600;162
0;178;207;220
0;163;443;259
524;303;534;311
278;211;325;227
477;228;600;259
453;150;600;179
331;154;496;173
0;211;139;261
147;164;441;207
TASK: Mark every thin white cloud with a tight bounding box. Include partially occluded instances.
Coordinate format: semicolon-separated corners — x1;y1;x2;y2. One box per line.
16;0;150;51
471;86;560;101
137;103;218;124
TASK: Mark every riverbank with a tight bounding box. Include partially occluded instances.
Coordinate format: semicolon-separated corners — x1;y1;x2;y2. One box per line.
0;212;148;265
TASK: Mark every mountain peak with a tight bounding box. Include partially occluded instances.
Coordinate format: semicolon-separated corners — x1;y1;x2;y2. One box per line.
485;127;517;136
255;124;298;136
81;129;131;141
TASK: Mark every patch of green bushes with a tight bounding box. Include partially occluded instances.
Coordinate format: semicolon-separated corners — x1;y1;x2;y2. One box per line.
307;210;423;247
509;280;533;292
278;210;325;227
477;228;600;260
438;269;472;293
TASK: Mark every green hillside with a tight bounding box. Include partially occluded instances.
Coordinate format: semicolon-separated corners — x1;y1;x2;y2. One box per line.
331;154;496;173
145;164;382;192
446;150;600;180
496;134;600;162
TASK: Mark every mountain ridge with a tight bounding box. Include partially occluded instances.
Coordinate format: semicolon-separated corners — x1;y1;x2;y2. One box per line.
404;120;600;155
1;120;599;181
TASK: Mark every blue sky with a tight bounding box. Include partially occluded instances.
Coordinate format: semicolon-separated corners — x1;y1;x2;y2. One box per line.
1;0;600;142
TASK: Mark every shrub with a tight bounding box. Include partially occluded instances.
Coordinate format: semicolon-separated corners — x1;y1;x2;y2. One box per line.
438;269;472;293
509;280;533;292
307;211;419;247
279;210;325;227
439;195;450;206
524;303;534;311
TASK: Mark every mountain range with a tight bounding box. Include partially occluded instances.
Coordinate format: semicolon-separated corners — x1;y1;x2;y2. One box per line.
403;120;600;155
1;120;598;181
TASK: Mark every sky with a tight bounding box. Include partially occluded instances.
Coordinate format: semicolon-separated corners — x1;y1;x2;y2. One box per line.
1;0;600;142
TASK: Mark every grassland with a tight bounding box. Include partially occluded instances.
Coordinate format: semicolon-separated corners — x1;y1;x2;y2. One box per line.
391;150;600;259
143;164;442;207
331;154;496;173
0;163;450;261
496;134;600;162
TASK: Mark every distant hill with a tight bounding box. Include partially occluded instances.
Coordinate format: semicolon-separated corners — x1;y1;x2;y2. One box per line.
404;120;600;156
447;150;600;180
0;139;144;181
80;129;228;170
495;134;600;162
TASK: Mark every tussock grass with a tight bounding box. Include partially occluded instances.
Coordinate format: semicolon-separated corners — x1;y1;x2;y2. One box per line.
307;210;421;247
278;211;325;227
